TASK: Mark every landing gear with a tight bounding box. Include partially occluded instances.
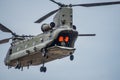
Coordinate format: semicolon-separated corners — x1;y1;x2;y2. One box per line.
40;48;47;72
40;66;47;72
15;64;21;69
15;64;24;71
15;60;23;71
15;60;20;69
27;60;32;69
70;54;74;61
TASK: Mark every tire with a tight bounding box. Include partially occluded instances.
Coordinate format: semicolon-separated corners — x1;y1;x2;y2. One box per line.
70;55;74;61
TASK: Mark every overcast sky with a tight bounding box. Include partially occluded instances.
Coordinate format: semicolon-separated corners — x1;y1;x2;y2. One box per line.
0;0;120;80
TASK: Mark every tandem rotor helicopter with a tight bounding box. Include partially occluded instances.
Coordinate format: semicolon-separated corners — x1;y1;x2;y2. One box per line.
0;0;120;72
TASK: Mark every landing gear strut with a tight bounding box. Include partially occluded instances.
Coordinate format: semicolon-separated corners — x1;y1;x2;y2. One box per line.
15;61;21;69
41;48;46;57
40;64;47;72
40;48;47;72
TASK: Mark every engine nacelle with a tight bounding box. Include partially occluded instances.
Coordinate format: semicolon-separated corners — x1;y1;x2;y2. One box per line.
41;22;55;32
41;23;51;32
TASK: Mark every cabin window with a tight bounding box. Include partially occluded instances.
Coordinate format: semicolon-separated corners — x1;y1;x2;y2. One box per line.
62;14;65;17
32;42;36;46
70;22;72;26
70;14;72;18
9;49;12;55
49;33;52;40
61;20;66;25
17;47;20;51
40;38;43;42
25;44;28;48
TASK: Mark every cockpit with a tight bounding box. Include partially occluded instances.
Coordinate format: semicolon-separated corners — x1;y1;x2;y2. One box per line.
50;30;78;48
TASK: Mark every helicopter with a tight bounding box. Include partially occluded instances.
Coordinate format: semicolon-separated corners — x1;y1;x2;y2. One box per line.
0;0;120;72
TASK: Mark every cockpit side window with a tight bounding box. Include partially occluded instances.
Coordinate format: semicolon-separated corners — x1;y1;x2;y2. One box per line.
9;48;12;55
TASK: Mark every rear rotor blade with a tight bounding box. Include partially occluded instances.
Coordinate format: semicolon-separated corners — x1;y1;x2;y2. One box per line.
35;8;60;23
19;35;34;37
0;38;12;44
0;23;14;34
71;1;120;7
78;34;96;36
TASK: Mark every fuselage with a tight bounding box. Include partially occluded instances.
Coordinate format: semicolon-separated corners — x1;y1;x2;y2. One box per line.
4;7;78;68
5;26;78;67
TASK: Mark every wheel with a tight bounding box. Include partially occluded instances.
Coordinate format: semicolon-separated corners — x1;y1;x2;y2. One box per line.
43;67;47;72
40;66;47;72
40;66;44;72
70;55;74;61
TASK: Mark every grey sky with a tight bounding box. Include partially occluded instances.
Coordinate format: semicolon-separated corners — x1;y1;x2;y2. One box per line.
0;0;120;80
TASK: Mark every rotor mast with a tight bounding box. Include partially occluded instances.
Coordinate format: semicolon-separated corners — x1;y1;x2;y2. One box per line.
53;7;73;28
50;0;73;28
35;0;120;24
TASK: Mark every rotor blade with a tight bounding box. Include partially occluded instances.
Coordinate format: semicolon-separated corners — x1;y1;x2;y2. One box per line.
50;0;64;7
19;35;34;37
71;1;120;7
35;8;60;23
78;34;96;36
0;23;14;34
0;38;12;44
50;0;61;6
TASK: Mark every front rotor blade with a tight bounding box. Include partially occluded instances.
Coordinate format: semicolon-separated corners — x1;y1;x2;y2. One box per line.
50;0;64;7
0;23;14;34
50;0;61;6
72;1;120;7
0;38;12;44
35;8;60;23
78;34;96;36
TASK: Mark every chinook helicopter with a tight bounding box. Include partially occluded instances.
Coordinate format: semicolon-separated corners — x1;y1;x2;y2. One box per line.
0;0;120;72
